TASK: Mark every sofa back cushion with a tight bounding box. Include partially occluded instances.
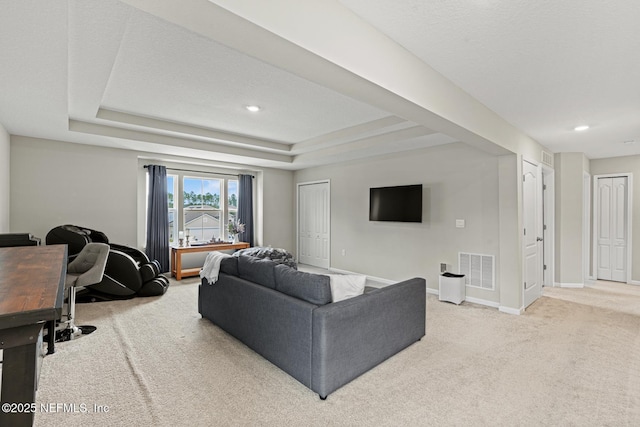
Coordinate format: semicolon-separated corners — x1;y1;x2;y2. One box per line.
220;256;239;276
237;255;277;289
274;264;332;305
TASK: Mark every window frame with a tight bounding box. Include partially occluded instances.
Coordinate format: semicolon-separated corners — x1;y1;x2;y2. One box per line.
166;173;238;244
167;174;178;244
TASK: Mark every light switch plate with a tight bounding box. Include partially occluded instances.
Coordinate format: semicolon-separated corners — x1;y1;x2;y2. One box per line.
456;219;465;228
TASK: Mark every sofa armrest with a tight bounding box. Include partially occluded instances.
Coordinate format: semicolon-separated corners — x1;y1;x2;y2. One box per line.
311;277;426;398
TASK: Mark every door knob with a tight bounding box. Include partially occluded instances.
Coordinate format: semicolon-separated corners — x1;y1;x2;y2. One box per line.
536;237;543;242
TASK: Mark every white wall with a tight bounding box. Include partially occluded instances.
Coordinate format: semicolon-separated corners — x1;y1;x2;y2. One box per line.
497;154;522;311
11;136;139;244
294;142;501;303
0;123;9;232
554;153;590;286
259;168;295;251
10;136;294;252
590;155;640;283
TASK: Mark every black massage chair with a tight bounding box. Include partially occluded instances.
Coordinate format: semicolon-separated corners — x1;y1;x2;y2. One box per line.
46;225;169;302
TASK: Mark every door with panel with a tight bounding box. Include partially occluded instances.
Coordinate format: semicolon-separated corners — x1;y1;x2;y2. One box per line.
523;160;543;308
596;177;628;282
298;182;330;269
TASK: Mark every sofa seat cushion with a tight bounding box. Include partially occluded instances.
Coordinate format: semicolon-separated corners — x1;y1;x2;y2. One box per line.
274;264;332;305
237;255;277;289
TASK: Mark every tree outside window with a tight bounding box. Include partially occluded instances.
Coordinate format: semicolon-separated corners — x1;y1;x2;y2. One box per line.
183;177;221;242
228;180;238;228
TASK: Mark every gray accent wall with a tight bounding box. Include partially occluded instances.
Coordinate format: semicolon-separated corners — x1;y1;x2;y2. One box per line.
294;142;502;304
0;123;9;232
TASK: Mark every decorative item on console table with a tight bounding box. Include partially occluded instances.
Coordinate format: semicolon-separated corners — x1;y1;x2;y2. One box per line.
227;219;245;243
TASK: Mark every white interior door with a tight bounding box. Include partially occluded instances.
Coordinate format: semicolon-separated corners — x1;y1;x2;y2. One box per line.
298;182;330;269
597;177;628;282
523;160;543;308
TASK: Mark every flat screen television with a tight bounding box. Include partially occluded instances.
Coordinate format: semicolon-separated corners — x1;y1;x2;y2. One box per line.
369;184;422;223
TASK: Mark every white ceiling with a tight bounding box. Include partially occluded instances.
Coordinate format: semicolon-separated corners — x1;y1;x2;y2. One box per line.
1;0;639;171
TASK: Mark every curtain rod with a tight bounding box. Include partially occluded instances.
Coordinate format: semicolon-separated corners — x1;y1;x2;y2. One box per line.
144;165;254;178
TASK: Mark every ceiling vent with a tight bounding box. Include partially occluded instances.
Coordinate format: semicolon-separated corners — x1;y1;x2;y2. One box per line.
541;151;554;168
459;252;495;290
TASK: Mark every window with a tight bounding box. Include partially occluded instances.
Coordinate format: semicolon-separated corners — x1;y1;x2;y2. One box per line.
183;177;222;242
163;172;240;245
228;179;238;225
167;175;177;243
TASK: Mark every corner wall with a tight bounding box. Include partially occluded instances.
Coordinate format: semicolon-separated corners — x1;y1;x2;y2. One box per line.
0;123;9;232
554;152;590;286
293;142;501;304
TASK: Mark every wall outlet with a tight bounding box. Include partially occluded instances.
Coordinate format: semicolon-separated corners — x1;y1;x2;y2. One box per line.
456;219;465;228
440;263;447;273
341;249;346;256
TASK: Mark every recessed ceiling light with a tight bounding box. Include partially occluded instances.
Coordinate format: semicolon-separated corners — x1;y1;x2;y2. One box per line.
244;105;261;113
574;125;589;131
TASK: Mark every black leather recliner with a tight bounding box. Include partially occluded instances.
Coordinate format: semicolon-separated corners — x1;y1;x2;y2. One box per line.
46;225;169;302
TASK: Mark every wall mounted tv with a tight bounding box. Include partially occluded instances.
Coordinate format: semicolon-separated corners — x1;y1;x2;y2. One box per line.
369;184;422;223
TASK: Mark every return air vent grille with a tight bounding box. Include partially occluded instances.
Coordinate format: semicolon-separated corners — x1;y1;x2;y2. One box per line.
459;252;495;290
541;150;554;168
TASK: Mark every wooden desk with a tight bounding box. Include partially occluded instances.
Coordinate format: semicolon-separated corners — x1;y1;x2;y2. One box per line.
0;245;67;427
171;242;250;280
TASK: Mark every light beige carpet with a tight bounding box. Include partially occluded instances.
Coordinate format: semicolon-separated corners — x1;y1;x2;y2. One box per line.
30;279;640;427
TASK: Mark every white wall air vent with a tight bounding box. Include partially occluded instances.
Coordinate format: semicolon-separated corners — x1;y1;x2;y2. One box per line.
459;252;495;290
541;151;554;168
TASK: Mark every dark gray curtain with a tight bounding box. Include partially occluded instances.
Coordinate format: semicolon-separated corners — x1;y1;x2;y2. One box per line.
146;165;170;272
238;174;254;246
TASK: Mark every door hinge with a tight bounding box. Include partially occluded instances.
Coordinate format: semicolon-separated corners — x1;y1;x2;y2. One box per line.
543;264;547;270
543;184;547;191
543;224;547;231
524;281;527;288
524;228;526;235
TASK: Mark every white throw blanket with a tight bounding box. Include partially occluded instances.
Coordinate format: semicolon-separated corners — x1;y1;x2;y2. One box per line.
199;251;231;285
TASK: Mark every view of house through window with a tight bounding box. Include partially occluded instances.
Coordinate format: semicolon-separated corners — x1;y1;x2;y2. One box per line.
184;177;221;242
165;173;239;244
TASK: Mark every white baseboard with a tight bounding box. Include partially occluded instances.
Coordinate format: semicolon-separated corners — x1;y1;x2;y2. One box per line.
498;305;524;315
555;282;585;288
428;288;502;311
630;280;640;286
465;296;500;308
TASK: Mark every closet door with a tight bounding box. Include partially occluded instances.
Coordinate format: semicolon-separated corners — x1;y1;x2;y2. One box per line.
298;182;330;269
597;177;628;282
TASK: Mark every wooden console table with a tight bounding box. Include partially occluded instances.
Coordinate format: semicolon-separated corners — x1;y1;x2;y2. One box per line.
171;242;249;280
0;245;67;427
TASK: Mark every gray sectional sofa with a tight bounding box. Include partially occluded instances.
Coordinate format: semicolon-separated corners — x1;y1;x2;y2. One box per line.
198;254;426;399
